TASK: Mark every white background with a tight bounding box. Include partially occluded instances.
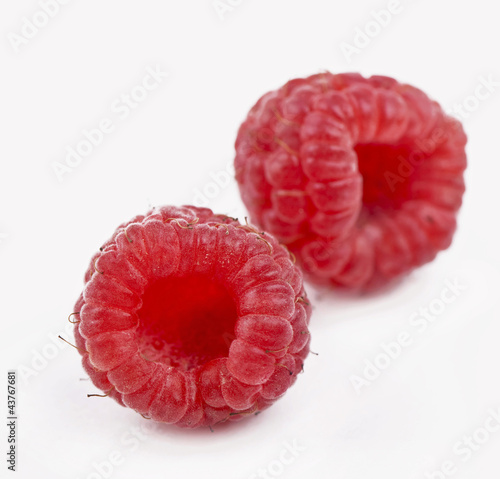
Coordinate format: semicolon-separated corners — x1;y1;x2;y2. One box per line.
1;1;500;478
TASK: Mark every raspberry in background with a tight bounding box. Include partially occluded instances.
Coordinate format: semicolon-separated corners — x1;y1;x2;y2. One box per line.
234;72;467;289
73;205;311;428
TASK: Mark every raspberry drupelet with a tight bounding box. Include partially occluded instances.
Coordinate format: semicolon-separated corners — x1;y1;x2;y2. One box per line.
73;206;311;428
234;72;467;289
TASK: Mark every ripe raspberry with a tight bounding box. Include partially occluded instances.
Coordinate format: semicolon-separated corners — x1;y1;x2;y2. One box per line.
235;72;467;289
73;205;311;428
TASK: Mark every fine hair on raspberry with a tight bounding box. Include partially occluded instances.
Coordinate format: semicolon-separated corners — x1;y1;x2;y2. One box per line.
234;72;467;289
73;205;311;428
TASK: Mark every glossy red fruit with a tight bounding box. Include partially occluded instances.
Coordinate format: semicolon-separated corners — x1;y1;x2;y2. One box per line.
73;206;311;428
235;72;467;289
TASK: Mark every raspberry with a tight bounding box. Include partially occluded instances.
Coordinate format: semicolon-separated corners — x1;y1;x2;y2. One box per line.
73;205;311;428
235;72;467;289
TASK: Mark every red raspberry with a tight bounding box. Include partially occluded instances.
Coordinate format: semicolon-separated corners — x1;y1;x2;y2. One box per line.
235;72;467;289
73;206;311;428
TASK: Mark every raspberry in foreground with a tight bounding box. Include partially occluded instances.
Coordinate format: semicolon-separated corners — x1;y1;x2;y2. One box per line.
234;72;467;289
73;206;311;428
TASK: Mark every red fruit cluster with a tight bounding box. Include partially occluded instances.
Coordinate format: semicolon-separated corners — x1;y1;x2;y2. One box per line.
235;72;467;288
73;206;311;428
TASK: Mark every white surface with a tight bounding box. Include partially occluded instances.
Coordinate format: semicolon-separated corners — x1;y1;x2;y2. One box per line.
1;1;499;478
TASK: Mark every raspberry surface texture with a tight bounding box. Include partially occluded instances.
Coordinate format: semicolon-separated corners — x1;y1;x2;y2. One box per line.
73;206;311;428
234;72;467;289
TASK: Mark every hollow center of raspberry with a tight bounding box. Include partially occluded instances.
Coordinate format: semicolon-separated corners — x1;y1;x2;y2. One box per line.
136;275;238;371
355;142;422;218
